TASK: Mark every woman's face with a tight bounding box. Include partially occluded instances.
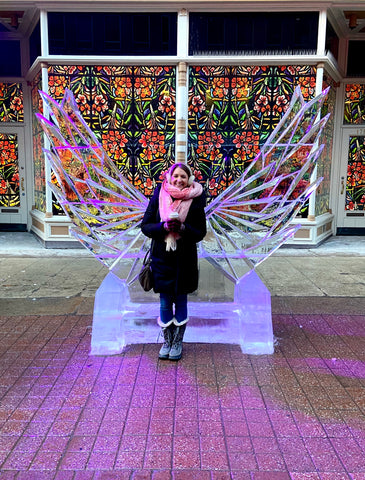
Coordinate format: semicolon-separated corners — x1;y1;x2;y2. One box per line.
171;167;189;190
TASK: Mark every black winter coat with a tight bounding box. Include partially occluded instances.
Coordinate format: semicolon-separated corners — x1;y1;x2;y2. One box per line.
141;185;207;295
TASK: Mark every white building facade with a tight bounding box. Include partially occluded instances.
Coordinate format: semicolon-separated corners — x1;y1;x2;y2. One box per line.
0;1;365;246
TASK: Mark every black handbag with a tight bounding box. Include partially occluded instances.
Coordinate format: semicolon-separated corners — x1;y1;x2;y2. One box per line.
138;248;153;291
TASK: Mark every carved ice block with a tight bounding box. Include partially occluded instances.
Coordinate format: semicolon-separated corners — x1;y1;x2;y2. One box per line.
234;269;274;354
90;272;129;355
90;266;274;356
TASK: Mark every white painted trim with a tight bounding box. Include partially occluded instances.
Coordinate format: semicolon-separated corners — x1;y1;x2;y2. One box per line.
30;54;332;65
287;212;334;246
40;11;49;57
177;8;189;58
317;10;327;57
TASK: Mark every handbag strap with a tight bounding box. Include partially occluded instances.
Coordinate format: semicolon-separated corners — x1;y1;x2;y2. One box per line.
142;239;154;266
142;248;151;266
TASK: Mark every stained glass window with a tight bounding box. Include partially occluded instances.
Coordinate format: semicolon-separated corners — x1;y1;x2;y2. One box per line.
0;133;19;208
48;65;176;214
188;65;317;205
0;83;24;123
346;136;365;211
344;84;365;124
315;72;336;217
31;72;46;212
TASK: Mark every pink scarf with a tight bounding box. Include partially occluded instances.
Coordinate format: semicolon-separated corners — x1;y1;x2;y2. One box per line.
159;180;203;251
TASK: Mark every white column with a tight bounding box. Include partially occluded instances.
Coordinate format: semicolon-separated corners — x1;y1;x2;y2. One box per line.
317;10;327;57
175;9;189;163
175;62;189;163
177;8;189;59
40;10;49;57
40;60;53;216
307;62;325;221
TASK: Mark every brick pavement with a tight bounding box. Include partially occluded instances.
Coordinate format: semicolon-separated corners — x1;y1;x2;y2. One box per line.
1;311;365;479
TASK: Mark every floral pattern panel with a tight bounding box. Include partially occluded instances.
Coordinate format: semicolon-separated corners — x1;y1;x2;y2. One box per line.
0;83;24;123
0;133;19;208
31;72;46;212
344;84;365;124
188;65;317;206
48;65;176;214
346;136;365;211
315;72;336;217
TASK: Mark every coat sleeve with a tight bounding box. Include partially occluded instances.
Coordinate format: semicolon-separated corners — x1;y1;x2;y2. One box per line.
140;187;166;241
180;190;207;243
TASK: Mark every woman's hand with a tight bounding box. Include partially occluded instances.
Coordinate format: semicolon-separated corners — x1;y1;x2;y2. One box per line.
164;219;182;232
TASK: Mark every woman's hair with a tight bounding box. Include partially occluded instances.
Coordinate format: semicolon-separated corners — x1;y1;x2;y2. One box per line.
170;163;192;177
167;163;195;185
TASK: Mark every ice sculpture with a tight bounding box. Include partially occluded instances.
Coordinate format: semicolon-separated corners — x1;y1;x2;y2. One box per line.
36;86;329;355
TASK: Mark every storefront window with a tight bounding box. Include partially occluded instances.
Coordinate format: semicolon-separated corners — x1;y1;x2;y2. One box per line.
344;84;365;124
315;73;336;217
31;72;46;213
188;65;317;208
0;83;23;123
47;65;176;214
0;133;19;208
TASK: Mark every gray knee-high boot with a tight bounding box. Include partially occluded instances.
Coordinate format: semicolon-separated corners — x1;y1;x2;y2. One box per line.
169;324;187;361
159;324;174;359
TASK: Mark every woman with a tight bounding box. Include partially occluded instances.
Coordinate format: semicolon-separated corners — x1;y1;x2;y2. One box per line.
141;163;207;361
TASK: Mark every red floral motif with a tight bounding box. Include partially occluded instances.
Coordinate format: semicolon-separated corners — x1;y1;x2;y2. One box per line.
10;96;23;114
299;76;316;99
211;77;229;99
273;94;289;115
0;179;7;194
75;94;90;115
158;95;175;115
139;131;166;161
0;140;16;164
196;132;224;162
115;77;132;98
208;177;219;196
135;77;153;98
347;161;365;187
231;77;249;100
92;94;108;113
102;131;128;161
142;177;154;196
189;95;205;114
345;84;362;102
254;95;270;114
48;75;68;97
233;132;260;162
192;169;203;182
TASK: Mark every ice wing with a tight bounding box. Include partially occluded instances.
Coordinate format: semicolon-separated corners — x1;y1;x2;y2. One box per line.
201;86;330;282
36;90;149;268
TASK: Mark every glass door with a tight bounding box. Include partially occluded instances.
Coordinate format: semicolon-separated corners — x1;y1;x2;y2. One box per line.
337;128;365;230
0;127;28;228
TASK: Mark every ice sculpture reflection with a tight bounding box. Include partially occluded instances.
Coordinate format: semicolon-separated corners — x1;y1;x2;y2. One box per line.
36;86;329;355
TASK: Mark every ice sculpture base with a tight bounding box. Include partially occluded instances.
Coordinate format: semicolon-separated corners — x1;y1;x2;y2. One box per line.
91;270;273;356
